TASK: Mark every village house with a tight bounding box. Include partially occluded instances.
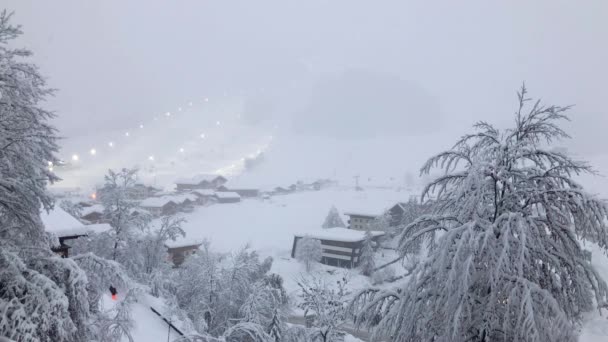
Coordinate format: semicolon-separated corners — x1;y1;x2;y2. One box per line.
139;197;179;217
130;183;162;199
190;189;216;205
214;191;241;203
80;204;105;224
344;211;378;230
175;174;227;192
165;240;203;266
291;228;385;268
216;184;260;198
41;207;112;257
387;202;409;227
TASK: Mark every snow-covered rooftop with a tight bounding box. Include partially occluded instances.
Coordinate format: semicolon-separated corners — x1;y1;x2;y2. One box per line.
81;204;104;216
191;189;216;196
40;206;108;238
140;197;176;208
41;207;85;234
214;191;241;199
165;238;204;249
83;223;113;234
175;174;225;185
295;227;384;242
172;194;198;203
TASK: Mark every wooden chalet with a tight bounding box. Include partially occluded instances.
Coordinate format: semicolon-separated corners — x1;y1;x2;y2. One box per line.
214;191;241;203
291;228;384;268
139;197;179;216
165;240;203;266
175;174;227;191
80;204;105;224
191;189;216;205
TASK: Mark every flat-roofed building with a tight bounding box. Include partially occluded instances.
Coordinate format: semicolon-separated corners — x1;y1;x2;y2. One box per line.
291;228;384;268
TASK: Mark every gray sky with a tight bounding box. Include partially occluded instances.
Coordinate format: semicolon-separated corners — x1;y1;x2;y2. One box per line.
5;0;608;155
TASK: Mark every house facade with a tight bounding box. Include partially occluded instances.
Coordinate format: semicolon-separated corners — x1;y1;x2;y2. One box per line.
344;212;377;230
291;228;384;268
165;241;202;266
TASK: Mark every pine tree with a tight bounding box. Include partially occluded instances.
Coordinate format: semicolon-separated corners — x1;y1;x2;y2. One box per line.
350;86;608;342
321;206;345;228
295;236;322;272
358;231;375;276
0;11;95;341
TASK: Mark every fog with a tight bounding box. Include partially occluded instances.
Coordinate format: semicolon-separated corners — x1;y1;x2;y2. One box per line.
4;0;608;188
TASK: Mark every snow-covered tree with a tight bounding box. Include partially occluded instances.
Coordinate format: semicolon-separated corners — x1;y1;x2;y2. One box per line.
59;199;83;220
295;236;322;272
321;206;345;228
266;308;283;342
368;211;391;232
358;231;376;276
170;244;285;338
141;215;185;274
297;274;349;342
0;11;96;341
100;168;149;262
350;86;608;341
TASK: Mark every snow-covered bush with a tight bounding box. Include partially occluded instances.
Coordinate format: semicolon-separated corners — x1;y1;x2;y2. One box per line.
322;206;346;228
297;274;350;342
350;86;608;341
370;265;396;285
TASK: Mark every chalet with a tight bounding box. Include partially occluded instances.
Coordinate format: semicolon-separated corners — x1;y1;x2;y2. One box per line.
131;183;162;199
191;189;216;205
291;228;385;268
217;185;259;198
387;202;408;227
175;174;227;191
230;188;260;197
344;211;378;230
129;207;150;217
171;194;198;212
80;204;105;224
165;240;203;266
139;197;179;216
214;191;241;203
41;207;112;257
273;184;296;195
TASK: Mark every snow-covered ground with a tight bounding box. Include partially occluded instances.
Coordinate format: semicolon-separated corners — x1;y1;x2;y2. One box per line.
169;186;608;341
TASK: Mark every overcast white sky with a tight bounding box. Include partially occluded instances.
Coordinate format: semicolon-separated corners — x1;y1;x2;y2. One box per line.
4;0;608;155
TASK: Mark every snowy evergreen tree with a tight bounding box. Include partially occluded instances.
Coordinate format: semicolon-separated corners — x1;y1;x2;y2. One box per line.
350;86;608;342
358;230;376;276
295;236;322;272
297;274;349;342
0;11;97;341
321;206;345;228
